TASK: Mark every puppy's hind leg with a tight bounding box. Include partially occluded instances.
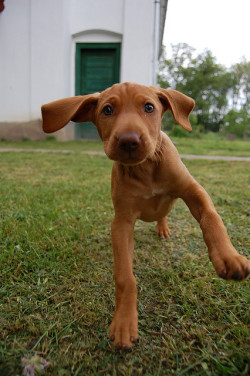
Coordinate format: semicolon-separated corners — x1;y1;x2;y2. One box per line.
156;217;171;239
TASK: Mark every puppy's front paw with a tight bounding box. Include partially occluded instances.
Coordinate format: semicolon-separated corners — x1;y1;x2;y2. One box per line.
210;251;250;281
109;310;138;350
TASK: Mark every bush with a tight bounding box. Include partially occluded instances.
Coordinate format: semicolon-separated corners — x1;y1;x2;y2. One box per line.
169;125;190;138
164;112;204;138
222;109;250;139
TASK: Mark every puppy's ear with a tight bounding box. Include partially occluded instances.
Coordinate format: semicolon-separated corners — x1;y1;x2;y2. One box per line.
152;87;195;131
41;93;100;133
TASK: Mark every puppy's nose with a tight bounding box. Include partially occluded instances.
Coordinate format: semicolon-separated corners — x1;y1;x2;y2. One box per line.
118;133;141;153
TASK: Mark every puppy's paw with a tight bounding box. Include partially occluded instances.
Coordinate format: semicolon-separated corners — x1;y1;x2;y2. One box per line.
109;310;138;350
156;219;170;239
210;251;250;281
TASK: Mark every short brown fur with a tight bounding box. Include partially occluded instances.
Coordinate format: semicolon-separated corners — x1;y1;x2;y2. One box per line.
42;82;249;350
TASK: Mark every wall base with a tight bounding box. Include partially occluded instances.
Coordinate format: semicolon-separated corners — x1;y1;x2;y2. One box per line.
0;120;46;141
0;120;76;141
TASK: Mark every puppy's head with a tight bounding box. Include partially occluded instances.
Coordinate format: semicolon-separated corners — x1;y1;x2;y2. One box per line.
42;82;195;165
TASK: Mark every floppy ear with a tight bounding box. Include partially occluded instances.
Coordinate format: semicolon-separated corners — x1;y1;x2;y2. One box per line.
41;93;100;133
152;87;195;131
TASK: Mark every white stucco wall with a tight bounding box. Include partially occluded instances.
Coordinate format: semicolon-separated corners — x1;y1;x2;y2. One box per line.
0;0;157;125
0;0;70;121
0;0;30;121
122;0;154;84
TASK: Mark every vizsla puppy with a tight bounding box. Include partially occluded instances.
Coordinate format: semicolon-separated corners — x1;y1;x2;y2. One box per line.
42;82;249;349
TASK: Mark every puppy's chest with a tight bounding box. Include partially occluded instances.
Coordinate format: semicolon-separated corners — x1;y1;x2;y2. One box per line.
133;182;174;222
142;187;165;199
122;164;171;200
132;180;169;200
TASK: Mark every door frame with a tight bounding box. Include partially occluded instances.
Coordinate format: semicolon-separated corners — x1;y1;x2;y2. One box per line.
75;42;121;96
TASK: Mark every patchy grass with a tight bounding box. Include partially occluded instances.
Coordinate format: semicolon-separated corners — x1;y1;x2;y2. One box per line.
0;151;249;375
0;138;103;152
0;132;250;157
172;134;250;157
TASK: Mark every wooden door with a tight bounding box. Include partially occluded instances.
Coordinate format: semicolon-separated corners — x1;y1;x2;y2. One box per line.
75;43;120;139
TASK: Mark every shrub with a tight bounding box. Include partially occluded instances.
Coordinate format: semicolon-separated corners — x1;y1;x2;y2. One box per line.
222;109;250;139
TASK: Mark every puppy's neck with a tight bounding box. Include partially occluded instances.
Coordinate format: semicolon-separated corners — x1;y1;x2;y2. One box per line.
147;131;166;164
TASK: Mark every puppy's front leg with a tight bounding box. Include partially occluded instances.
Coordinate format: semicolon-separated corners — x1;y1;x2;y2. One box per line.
182;182;249;280
109;217;138;349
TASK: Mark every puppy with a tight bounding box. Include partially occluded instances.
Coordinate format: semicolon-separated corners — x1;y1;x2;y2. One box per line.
42;82;249;349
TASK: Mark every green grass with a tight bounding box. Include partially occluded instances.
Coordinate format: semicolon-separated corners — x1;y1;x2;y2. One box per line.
0;132;250;157
171;134;250;157
0;139;103;152
0;151;249;375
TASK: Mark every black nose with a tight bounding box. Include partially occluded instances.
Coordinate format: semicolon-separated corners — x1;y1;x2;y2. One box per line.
118;133;141;153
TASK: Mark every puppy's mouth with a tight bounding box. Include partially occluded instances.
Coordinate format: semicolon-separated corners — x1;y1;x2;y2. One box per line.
105;149;147;166
104;133;153;166
114;153;147;166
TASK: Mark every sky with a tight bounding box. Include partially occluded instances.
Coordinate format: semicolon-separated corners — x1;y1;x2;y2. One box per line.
163;0;250;67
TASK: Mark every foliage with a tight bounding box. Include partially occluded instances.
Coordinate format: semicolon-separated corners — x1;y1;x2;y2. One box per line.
159;44;250;136
0;150;249;375
230;58;250;112
222;109;250;139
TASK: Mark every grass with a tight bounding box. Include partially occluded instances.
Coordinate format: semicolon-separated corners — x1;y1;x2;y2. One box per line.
170;134;250;157
0;138;103;152
0;132;250;157
0;149;249;375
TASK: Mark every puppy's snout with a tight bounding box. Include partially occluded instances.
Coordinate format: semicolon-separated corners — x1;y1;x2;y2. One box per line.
118;133;141;153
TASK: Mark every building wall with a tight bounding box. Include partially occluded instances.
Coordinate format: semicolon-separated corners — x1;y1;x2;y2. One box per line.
0;0;69;122
0;0;30;122
0;0;156;138
121;0;154;85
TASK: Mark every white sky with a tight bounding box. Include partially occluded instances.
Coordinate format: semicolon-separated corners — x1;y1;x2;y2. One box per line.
163;0;250;67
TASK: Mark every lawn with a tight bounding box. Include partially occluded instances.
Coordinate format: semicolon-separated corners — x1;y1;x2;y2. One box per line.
0;132;250;157
0;150;249;375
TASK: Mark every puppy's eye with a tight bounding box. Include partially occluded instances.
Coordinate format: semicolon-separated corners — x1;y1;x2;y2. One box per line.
144;103;154;113
102;105;113;116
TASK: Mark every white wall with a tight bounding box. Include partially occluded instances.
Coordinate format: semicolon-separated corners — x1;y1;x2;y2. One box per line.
0;0;70;121
29;0;71;117
70;0;124;36
0;0;156;124
121;0;154;84
0;0;30;121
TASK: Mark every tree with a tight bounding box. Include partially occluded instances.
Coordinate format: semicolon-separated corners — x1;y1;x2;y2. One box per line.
222;109;250;139
158;44;235;132
230;58;250;112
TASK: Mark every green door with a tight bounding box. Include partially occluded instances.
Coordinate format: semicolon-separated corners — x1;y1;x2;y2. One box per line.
75;43;120;139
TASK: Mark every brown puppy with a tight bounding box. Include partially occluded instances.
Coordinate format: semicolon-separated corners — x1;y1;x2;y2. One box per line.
42;82;249;350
